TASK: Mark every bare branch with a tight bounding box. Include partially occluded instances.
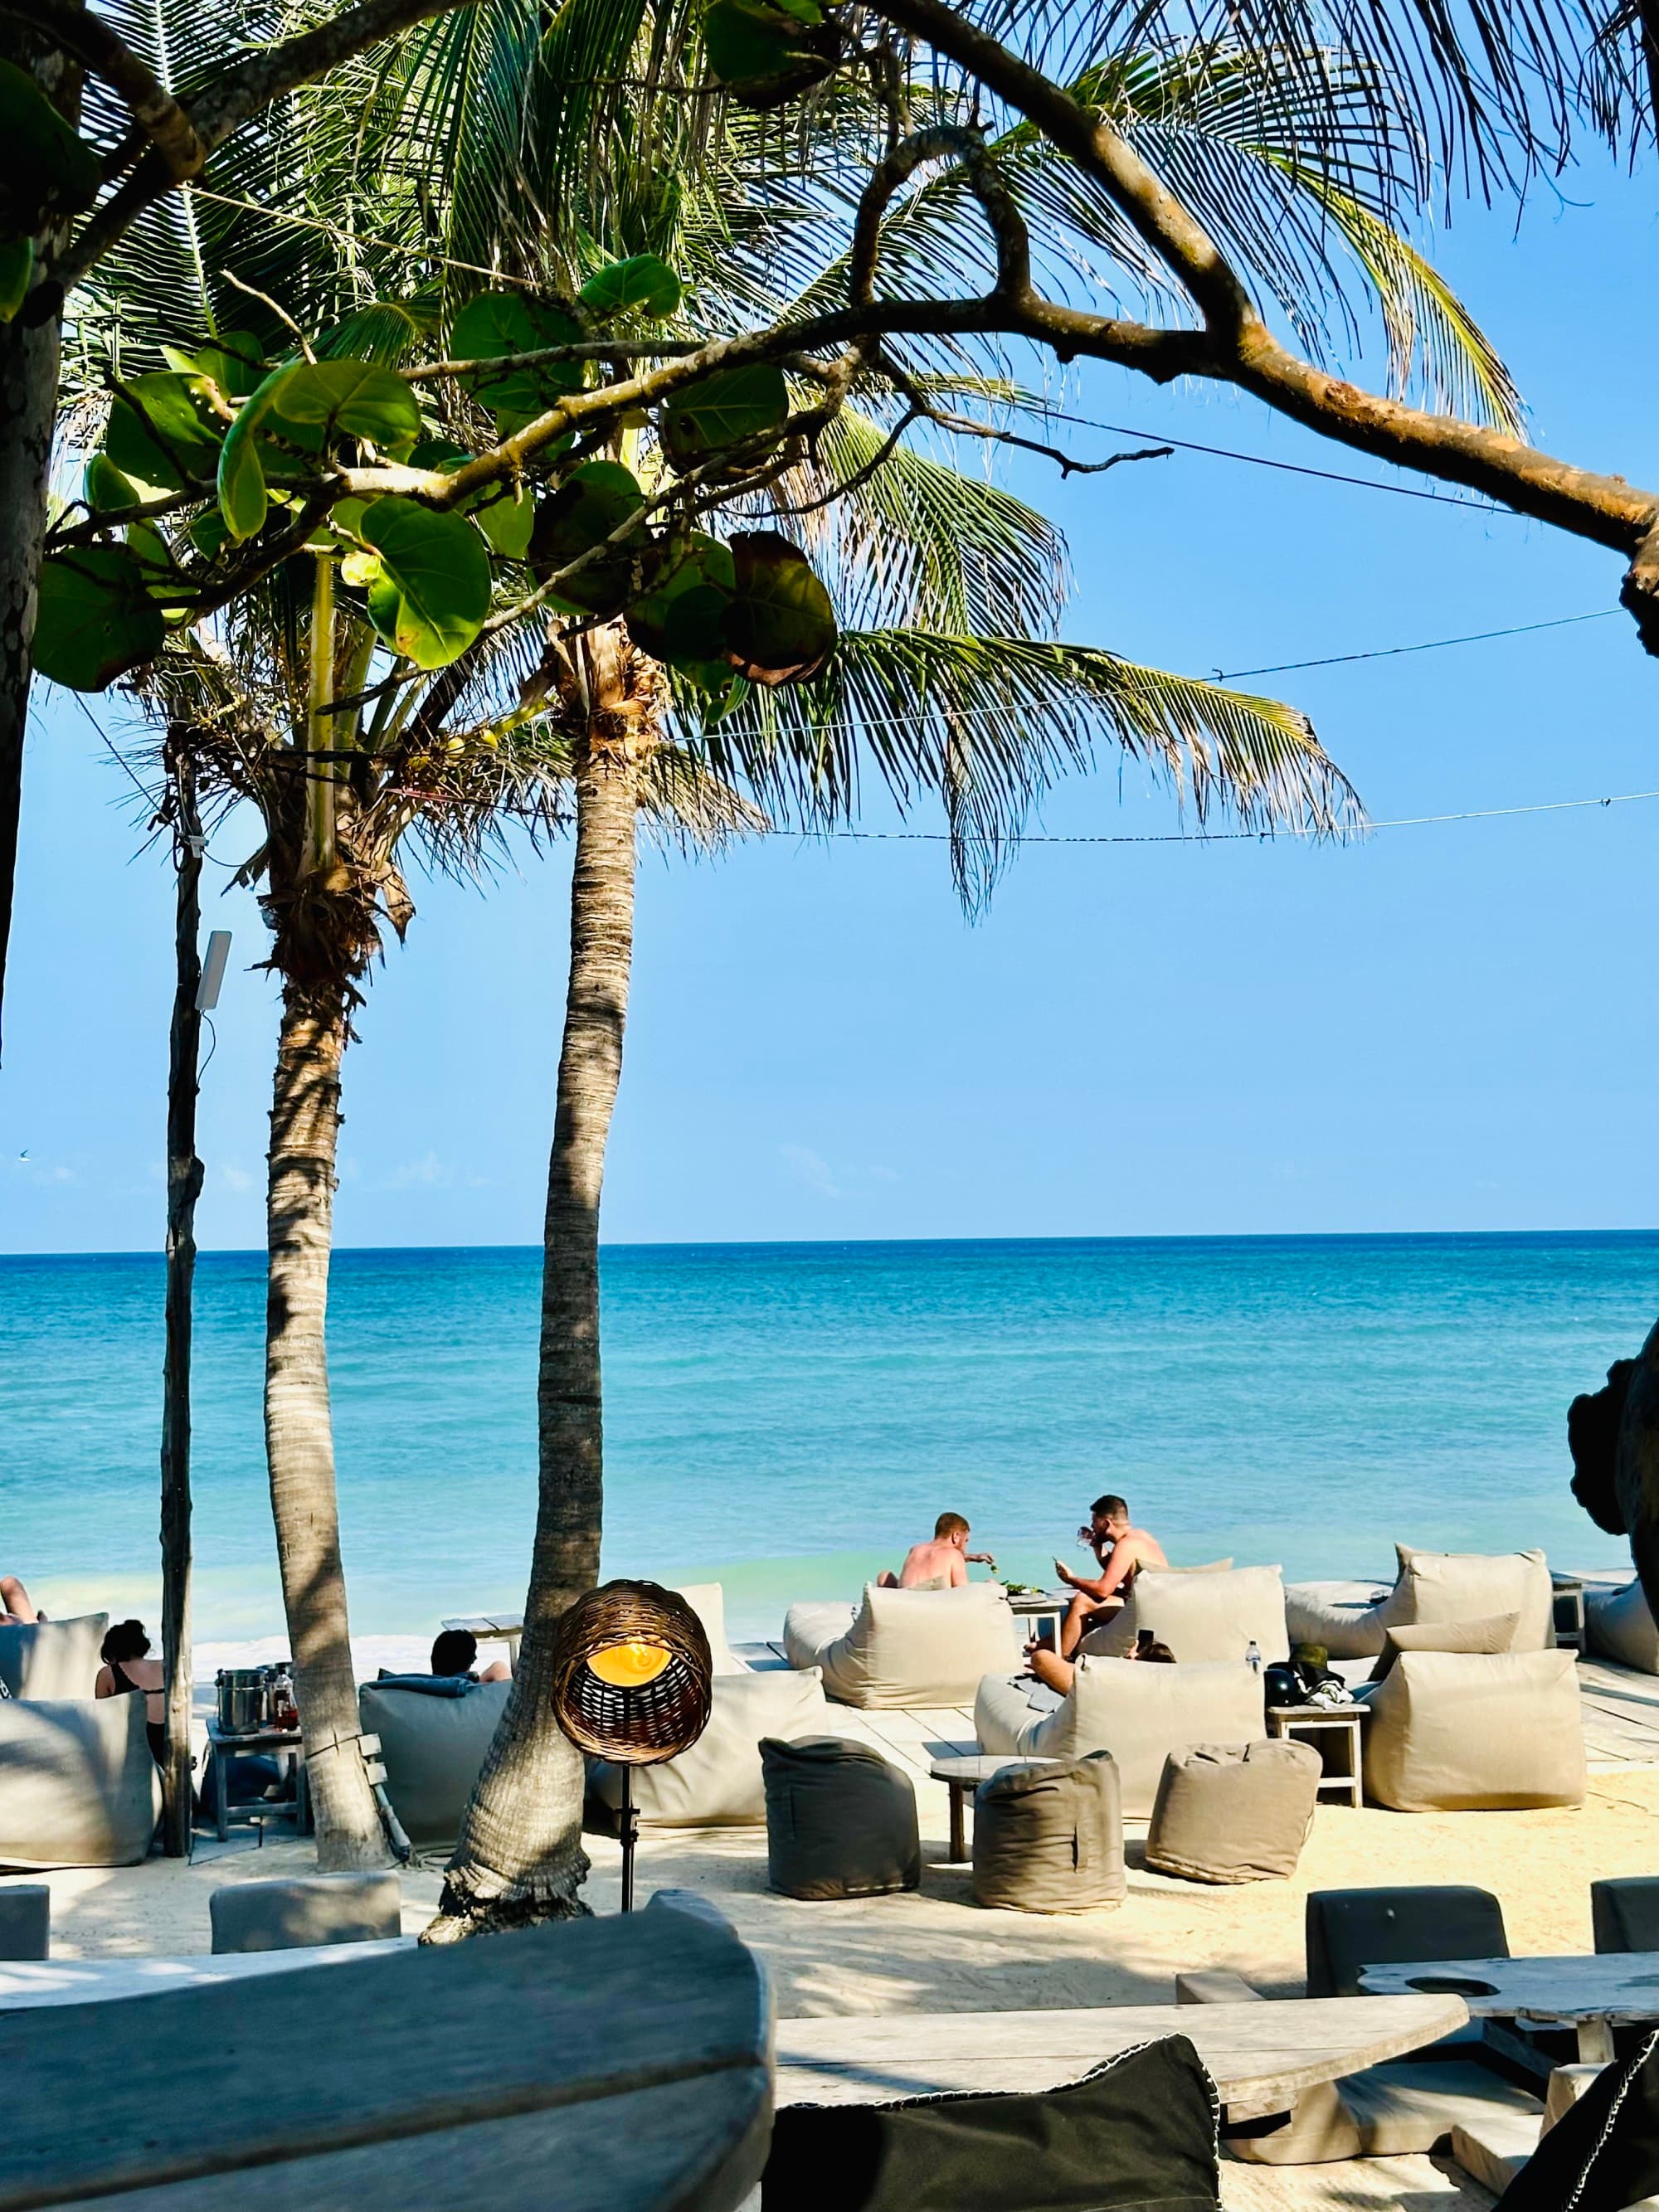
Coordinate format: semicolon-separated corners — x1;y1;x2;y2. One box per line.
0;0;203;176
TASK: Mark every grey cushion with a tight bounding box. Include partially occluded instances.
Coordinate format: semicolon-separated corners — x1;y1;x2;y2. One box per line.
0;1615;109;1700
1593;1878;1659;1954
1306;1884;1509;1996
0;1884;50;1959
589;1668;830;1826
761;1736;921;1898
210;1871;403;1954
971;1753;1126;1913
359;1676;511;1847
975;1659;1267;1819
1145;1739;1321;1884
1586;1580;1659;1674
0;1695;160;1869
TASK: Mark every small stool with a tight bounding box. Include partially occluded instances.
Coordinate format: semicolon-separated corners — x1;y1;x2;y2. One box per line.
209;1871;403;1954
1593;1878;1659;1953
761;1737;920;1899
972;1753;1125;1913
0;1884;50;1960
1146;1740;1321;1884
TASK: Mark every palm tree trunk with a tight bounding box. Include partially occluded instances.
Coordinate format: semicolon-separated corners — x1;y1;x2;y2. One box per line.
265;971;386;1868
427;630;640;1938
159;751;204;1856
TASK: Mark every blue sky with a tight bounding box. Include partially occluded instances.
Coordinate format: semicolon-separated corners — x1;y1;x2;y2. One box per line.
4;150;1658;1253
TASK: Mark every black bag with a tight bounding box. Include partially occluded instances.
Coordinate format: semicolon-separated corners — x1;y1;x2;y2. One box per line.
1497;2028;1659;2212
762;2031;1220;2212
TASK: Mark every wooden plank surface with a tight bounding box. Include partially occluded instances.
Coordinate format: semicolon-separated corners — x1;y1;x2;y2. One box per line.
1360;1954;1659;2025
776;1994;1467;2121
1;1909;770;2212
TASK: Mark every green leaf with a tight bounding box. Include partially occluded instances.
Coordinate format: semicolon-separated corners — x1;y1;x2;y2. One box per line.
626;532;734;676
450;291;585;417
472;484;534;559
271;360;422;458
161;331;266;401
577;255;681;321
722;530;835;685
32;547;166;691
660;361;788;469
528;459;646;617
188;509;231;562
0;236;32;322
106;373;226;497
85;453;141;513
0;59;101;231
701;0;837;106
359;498;491;667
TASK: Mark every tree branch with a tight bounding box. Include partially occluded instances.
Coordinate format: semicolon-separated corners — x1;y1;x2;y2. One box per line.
0;0;202;175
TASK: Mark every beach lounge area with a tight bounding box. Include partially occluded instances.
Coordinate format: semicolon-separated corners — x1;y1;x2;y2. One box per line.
11;1545;1659;2210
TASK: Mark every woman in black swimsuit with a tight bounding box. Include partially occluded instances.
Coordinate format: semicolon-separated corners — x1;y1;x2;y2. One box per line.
95;1619;166;1766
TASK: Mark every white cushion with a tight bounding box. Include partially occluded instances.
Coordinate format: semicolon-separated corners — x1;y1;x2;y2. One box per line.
1082;1565;1289;1665
1362;1648;1584;1811
0;1695;160;1869
975;1658;1266;1817
1585;1579;1659;1673
590;1668;829;1826
782;1601;855;1673
787;1584;1019;1708
1388;1546;1554;1653
0;1614;109;1700
1285;1581;1394;1660
671;1583;747;1675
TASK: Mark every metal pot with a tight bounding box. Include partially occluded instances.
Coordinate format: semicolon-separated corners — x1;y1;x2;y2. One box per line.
216;1667;271;1735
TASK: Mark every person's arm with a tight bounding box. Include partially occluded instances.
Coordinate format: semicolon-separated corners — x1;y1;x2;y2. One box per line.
948;1553;968;1587
1092;1539;1142;1602
1055;1558;1110;1597
94;1664;113;1699
966;1549;997;1568
479;1660;511;1682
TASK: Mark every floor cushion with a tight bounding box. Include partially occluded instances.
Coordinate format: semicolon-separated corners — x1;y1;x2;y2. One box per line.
589;1667;829;1826
1361;1648;1584;1811
0;1615;109;1700
1387;1545;1554;1652
975;1659;1266;1819
210;1871;403;1953
1146;1739;1321;1883
1082;1566;1289;1666
1587;1579;1659;1674
1284;1582;1394;1660
359;1676;513;1848
971;1753;1126;1913
0;1695;160;1869
762;1736;921;1898
785;1583;1020;1708
0;1884;50;1959
1593;1877;1659;1953
1366;1612;1520;1682
1306;1883;1510;1996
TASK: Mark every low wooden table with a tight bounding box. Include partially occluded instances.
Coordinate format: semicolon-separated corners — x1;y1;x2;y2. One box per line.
1006;1589;1071;1648
1359;1952;1659;2064
204;1717;309;1843
440;1612;525;1664
1266;1702;1369;1808
929;1753;1055;1862
776;1993;1469;2122
1553;1573;1588;1652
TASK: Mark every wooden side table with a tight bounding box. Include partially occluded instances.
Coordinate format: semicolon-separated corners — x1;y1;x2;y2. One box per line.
1552;1574;1587;1652
205;1719;309;1843
1266;1703;1368;1808
928;1753;1055;1862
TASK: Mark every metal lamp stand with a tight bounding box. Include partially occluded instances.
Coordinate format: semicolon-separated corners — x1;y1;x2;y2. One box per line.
618;1766;640;1913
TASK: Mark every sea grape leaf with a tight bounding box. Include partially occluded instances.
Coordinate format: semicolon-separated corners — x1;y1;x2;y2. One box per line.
411;439;534;559
530;459;646;617
722;529;835;684
450;291;585;417
32;547;166;691
189;509;231;562
85;453;141;513
161;330;265;400
577;255;681;321
660;362;788;469
0;236;32;323
271;360;422;457
701;0;838;106
0;59;102;232
358;497;491;667
626;532;735;683
106;372;226;496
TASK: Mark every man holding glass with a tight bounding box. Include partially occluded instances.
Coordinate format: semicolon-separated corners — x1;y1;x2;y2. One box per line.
1053;1494;1167;1657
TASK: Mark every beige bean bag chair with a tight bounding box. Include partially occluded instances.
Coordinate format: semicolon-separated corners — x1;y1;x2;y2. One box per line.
589;1667;829;1826
0;1694;159;1869
1360;1648;1585;1811
971;1753;1126;1913
0;1614;109;1700
359;1677;513;1850
1082;1565;1289;1665
975;1657;1265;1818
1145;1739;1321;1883
782;1582;1020;1707
1585;1578;1659;1674
1287;1546;1553;1661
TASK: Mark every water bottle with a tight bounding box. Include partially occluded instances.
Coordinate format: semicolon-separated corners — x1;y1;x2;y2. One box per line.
1246;1640;1262;1676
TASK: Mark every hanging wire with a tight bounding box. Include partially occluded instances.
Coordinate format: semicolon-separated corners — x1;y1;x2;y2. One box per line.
1214;608;1618;680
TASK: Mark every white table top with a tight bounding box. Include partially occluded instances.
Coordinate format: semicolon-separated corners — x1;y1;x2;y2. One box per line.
1359;1953;1659;2024
0;1938;412;2010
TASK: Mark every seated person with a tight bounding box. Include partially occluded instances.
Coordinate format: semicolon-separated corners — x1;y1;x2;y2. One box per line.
430;1627;510;1682
877;1512;997;1589
1055;1493;1167;1656
1;1573;41;1625
95;1618;166;1764
1028;1629;1175;1697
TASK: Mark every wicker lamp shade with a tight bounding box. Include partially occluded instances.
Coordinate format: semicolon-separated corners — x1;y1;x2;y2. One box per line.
548;1580;713;1767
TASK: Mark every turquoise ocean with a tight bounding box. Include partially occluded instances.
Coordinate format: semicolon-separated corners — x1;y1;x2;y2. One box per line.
1;1233;1651;1646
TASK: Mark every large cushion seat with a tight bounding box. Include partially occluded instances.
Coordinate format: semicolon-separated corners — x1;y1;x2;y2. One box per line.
0;1695;159;1869
1082;1566;1289;1665
1586;1579;1659;1675
1146;1739;1321;1883
1287;1548;1554;1663
971;1753;1126;1913
782;1583;1020;1708
761;1736;921;1898
1360;1649;1584;1811
0;1614;109;1700
588;1667;830;1827
359;1676;512;1850
975;1658;1265;1818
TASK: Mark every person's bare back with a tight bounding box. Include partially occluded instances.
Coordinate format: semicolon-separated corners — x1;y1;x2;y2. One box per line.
877;1511;996;1589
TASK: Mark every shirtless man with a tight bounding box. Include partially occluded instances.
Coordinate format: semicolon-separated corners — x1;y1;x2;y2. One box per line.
877;1512;997;1589
1054;1494;1166;1656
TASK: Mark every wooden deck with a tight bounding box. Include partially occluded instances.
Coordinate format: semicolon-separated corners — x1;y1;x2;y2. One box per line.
734;1642;1659;1777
